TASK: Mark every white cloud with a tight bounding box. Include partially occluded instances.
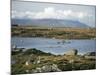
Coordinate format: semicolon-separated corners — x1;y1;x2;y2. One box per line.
44;7;55;13
12;7;91;20
12;10;35;19
77;12;88;19
12;10;26;19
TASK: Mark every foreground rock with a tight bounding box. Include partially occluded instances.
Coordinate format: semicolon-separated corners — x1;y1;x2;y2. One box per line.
32;64;61;73
11;48;96;74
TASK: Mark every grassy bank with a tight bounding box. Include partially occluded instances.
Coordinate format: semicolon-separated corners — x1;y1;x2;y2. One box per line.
11;26;96;39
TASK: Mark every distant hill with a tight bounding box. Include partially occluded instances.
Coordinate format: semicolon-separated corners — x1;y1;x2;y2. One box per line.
11;18;89;28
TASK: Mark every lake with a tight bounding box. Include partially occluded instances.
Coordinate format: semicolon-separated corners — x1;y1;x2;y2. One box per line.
11;37;96;55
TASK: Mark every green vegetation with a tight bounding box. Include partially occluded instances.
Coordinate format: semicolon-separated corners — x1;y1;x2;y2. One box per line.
11;48;96;74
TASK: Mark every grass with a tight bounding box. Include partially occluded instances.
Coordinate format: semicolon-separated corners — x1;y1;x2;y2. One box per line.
11;48;96;74
12;26;96;39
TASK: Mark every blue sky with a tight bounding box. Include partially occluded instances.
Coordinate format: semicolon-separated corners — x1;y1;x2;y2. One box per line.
12;0;96;27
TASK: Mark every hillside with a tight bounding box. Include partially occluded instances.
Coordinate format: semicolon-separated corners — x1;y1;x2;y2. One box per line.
12;19;89;28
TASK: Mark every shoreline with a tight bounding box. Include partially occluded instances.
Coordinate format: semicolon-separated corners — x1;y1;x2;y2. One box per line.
11;37;96;55
12;36;96;40
12;26;96;39
11;48;96;74
11;47;96;56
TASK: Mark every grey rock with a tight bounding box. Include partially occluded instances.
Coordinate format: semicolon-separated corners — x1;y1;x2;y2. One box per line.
32;64;61;73
84;52;96;56
65;49;78;56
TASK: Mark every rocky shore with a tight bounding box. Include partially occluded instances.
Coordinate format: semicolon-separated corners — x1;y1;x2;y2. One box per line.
11;48;96;74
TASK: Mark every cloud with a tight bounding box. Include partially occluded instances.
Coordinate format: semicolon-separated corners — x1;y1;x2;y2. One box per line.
12;7;91;20
12;10;35;19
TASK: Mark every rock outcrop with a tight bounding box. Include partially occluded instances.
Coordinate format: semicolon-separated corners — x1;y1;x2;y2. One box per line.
65;49;78;56
84;52;96;59
32;64;61;73
84;52;96;56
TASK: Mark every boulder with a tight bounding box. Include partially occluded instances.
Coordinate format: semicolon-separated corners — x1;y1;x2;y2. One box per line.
41;64;61;72
84;52;96;56
65;49;78;56
84;52;96;59
32;64;61;73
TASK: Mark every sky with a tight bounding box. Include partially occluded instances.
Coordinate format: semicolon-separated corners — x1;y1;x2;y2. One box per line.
11;0;96;27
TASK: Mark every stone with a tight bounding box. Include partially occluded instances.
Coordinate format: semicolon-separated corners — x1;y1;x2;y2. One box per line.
84;52;96;56
32;64;61;73
65;49;78;56
51;64;61;72
84;52;96;59
36;67;42;73
26;70;29;73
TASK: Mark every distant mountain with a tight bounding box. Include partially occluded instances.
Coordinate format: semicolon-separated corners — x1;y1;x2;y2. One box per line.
11;18;89;28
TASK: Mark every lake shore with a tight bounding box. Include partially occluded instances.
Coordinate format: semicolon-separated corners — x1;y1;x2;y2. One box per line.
12;26;96;39
11;37;96;55
11;48;96;74
11;26;96;74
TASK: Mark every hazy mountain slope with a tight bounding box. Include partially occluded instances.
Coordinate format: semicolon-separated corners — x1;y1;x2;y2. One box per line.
12;19;89;28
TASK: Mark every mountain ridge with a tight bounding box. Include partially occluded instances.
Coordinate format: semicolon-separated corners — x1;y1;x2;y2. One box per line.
11;18;90;28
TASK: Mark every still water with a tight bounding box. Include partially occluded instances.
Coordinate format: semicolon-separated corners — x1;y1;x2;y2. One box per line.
11;37;96;55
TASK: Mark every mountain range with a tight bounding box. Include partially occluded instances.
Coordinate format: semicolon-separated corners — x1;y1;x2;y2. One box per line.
11;18;89;28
